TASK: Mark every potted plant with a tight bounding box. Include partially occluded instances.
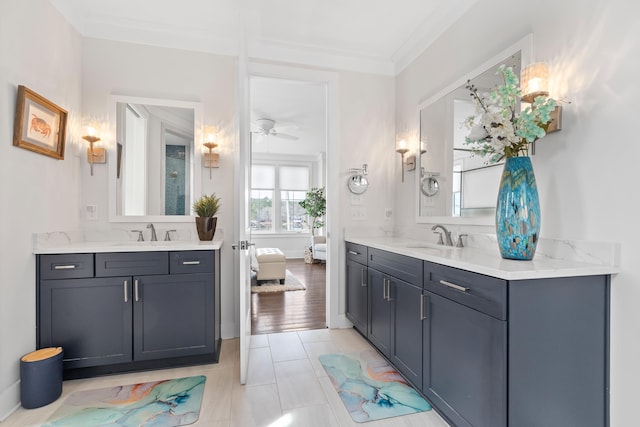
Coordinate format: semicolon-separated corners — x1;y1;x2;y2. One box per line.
193;193;221;241
299;187;326;236
299;188;326;263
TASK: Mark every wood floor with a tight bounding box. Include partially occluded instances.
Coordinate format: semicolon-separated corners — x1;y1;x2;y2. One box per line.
251;259;326;334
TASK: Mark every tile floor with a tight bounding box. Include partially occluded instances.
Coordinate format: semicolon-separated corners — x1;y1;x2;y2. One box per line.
5;328;450;427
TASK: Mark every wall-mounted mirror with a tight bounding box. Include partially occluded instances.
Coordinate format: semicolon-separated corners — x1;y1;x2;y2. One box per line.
109;96;202;222
416;35;532;224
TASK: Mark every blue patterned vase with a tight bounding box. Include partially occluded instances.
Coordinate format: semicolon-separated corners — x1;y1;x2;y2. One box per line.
495;156;540;260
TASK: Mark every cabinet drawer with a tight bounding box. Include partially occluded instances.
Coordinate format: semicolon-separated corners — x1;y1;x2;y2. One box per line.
424;262;507;320
39;254;94;280
95;252;168;277
346;242;368;265
170;251;214;274
369;248;422;286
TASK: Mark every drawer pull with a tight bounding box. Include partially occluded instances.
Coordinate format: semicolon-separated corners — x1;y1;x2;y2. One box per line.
361;268;367;287
348;250;359;256
53;264;76;270
182;260;201;265
439;279;469;292
134;279;140;302
124;280;128;303
383;278;388;300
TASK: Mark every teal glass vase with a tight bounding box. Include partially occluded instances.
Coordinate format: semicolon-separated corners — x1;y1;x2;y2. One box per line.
495;156;540;260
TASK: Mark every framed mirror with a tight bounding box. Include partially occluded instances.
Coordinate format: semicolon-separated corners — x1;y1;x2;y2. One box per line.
416;35;532;225
109;95;202;222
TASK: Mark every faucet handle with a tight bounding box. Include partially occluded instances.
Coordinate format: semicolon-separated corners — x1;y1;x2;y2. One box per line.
456;234;468;248
164;230;176;241
131;230;144;242
433;231;444;245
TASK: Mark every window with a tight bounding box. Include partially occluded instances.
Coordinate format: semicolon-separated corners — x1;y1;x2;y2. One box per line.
251;162;312;234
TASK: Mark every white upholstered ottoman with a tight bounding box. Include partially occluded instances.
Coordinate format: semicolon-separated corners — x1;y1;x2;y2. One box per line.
256;248;286;284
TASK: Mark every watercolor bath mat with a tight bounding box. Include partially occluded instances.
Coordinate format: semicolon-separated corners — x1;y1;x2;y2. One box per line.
42;375;206;427
319;350;431;423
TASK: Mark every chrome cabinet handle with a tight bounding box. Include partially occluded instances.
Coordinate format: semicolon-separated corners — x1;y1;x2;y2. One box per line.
54;265;76;270
420;294;429;320
348;250;359;256
386;279;393;302
134;279;140;302
382;278;388;300
361;268;367;287
439;279;469;292
182;260;201;265
124;280;128;303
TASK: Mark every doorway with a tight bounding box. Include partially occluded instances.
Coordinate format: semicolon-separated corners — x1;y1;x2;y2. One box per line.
249;75;328;334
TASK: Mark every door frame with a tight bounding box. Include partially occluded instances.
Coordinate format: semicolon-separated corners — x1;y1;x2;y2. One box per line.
247;62;347;329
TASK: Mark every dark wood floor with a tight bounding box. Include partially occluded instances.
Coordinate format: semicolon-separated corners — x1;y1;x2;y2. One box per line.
251;259;327;335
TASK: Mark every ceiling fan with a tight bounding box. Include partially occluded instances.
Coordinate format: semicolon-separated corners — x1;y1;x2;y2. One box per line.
251;118;299;140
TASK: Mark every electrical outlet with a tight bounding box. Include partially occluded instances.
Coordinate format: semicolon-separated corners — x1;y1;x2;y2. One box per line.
86;205;98;220
384;208;392;220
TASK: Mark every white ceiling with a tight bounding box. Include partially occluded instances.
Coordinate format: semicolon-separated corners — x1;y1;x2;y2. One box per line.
49;0;477;76
250;77;326;155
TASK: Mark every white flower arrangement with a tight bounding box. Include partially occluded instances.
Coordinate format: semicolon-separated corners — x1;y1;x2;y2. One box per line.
464;65;557;162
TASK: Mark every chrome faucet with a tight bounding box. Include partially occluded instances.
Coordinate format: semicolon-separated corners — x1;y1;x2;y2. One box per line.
147;223;158;241
432;224;454;246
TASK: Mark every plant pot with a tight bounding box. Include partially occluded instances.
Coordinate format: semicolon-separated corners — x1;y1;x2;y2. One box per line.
195;217;217;241
496;156;540;260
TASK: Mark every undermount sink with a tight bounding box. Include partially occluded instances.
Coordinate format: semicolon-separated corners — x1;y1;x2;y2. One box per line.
405;242;461;250
104;240;185;247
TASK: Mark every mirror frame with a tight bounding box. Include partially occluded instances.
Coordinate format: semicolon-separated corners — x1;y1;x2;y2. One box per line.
108;95;203;223
415;34;533;225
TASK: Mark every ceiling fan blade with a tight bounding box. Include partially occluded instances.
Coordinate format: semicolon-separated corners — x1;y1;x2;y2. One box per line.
274;133;299;141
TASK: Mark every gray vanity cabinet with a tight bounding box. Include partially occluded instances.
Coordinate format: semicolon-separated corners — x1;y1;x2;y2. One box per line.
345;243;368;335
39;276;133;369
345;241;610;427
422;262;508;427
368;248;424;388
133;272;214;361
367;267;392;355
37;250;220;378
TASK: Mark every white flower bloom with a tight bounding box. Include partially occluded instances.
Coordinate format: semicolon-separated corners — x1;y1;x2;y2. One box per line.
467;124;488;141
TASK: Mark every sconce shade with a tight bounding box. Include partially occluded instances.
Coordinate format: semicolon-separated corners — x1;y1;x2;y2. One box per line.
395;138;409;154
82;129;104;176
521;62;549;103
203;141;219;178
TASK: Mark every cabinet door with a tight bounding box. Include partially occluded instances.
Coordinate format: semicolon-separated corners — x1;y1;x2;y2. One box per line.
423;291;506;427
367;268;391;357
391;279;423;389
346;259;368;334
133;273;214;361
40;277;133;369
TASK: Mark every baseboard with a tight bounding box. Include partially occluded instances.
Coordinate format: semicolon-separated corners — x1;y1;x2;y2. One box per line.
330;314;354;329
0;380;20;422
221;321;237;339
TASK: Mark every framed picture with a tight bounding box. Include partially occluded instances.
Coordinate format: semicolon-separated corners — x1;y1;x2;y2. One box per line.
13;85;67;160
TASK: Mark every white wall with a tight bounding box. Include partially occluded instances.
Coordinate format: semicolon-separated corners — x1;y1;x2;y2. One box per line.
339;71;396;234
395;0;640;424
0;0;83;420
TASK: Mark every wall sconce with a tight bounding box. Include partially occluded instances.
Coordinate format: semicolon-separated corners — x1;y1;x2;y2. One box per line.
520;62;562;134
82;127;106;176
396;138;409;182
347;164;369;194
203;129;219;179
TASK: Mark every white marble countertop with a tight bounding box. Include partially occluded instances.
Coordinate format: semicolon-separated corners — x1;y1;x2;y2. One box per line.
346;236;619;280
33;235;224;254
